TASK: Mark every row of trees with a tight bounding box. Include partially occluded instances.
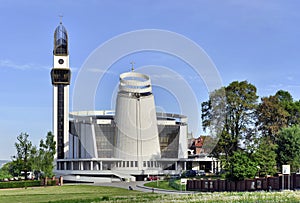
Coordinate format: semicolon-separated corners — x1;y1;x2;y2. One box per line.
1;132;56;180
202;81;300;180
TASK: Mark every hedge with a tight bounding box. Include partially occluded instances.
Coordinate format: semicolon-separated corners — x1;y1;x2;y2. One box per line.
169;179;186;191
0;180;41;189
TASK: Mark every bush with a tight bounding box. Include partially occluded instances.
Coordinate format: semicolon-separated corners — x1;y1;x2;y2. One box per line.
47;179;57;186
0;180;41;189
169;179;186;191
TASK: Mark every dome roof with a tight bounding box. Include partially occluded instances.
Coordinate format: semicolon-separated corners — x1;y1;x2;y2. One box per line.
54;22;68;55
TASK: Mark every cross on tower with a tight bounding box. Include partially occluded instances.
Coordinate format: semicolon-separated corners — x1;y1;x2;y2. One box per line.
130;61;135;72
59;15;63;24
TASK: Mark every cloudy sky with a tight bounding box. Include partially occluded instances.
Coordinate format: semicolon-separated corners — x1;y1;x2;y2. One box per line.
0;0;300;159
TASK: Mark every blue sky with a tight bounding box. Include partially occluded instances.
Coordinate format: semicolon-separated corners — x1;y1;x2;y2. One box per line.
0;0;300;159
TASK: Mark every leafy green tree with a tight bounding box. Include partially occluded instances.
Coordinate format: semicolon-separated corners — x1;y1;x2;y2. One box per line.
0;162;13;179
276;125;300;172
201;88;227;158
13;133;34;180
202;81;258;180
202;81;258;178
13;132;56;179
38;132;56;177
276;90;300;126
251;137;277;176
276;90;293;103
224;81;258;140
229;150;257;180
257;95;288;142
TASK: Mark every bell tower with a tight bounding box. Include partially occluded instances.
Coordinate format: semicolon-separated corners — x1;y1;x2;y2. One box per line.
51;21;71;160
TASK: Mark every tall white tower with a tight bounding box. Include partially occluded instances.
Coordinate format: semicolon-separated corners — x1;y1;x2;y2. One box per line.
51;22;71;160
114;71;161;170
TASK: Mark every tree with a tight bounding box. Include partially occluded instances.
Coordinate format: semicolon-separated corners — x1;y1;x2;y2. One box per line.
229;150;257;180
0;162;13;179
251;136;277;176
38;132;56;177
202;81;258;169
13;133;34;180
276;90;293;103
257;95;288;142
276;125;300;172
276;90;300;126
13;132;56;179
202;81;259;180
201;88;227;157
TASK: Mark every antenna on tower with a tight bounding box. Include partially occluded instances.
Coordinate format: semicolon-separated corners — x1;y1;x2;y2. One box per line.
130;61;135;72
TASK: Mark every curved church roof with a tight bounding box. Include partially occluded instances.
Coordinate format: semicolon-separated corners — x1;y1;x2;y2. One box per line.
54;22;68;55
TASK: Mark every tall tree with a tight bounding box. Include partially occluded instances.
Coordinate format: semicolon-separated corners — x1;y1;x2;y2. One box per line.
257;95;288;142
257;90;300;144
13;133;34;180
275;90;293;103
201;87;227;156
38;132;56;177
13;132;56;179
276;90;300;126
276;125;300;172
202;81;258;157
202;81;258;180
251;137;277;176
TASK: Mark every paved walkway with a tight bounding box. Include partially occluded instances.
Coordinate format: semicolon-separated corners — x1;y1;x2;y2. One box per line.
94;181;196;194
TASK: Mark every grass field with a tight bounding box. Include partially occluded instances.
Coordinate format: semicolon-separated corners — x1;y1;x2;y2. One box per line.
0;185;299;203
144;180;177;190
0;185;143;203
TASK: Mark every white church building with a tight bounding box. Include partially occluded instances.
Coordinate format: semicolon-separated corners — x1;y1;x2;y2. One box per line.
51;22;218;183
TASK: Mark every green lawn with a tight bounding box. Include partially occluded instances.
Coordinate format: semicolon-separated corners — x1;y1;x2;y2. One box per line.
144;180;177;190
0;185;145;203
0;184;299;203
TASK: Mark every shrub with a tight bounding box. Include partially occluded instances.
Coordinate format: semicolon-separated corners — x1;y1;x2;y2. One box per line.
47;179;57;186
0;180;41;189
169;179;186;191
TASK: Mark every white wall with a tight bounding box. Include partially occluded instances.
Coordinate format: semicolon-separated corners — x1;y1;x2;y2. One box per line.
178;125;188;158
115;93;161;168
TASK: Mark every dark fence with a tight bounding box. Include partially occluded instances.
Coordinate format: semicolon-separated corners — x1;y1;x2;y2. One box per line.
187;173;300;192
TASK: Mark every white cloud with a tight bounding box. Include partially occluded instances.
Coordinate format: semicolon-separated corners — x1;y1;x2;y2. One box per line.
0;59;50;71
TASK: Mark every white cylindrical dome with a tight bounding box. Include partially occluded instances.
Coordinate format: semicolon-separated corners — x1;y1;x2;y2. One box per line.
114;71;161;169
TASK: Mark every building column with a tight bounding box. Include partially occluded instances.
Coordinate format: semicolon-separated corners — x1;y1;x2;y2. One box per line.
80;162;83;170
184;162;187;171
175;162;178;171
100;161;103;170
71;161;73;170
64;162;67;170
90;161;93;170
211;161;214;173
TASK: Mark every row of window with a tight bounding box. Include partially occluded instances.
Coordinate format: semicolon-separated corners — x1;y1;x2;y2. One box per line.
69;122;182;159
